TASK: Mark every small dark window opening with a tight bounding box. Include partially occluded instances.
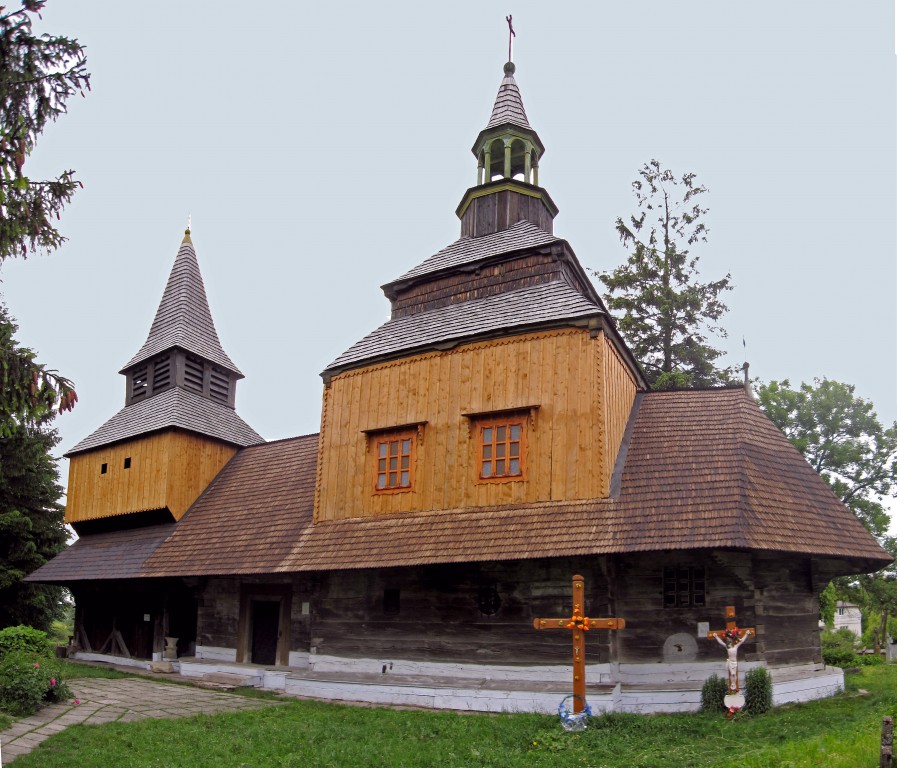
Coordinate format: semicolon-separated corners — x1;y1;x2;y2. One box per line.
100;463;108;475
663;566;705;608
383;588;400;615
123;457;132;470
477;583;502;616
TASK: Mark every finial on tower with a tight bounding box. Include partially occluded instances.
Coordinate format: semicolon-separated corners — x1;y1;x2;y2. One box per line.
183;214;192;244
742;337;753;398
506;14;515;63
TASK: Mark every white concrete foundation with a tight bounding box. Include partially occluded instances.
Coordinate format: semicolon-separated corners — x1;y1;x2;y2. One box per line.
170;653;844;714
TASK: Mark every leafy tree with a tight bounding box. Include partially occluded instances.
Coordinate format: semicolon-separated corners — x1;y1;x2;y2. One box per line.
597;160;734;390
0;420;66;631
756;378;897;540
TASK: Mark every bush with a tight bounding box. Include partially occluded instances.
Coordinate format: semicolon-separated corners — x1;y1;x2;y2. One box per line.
0;651;71;716
700;673;727;712
0;626;51;659
821;627;860;667
744;666;773;715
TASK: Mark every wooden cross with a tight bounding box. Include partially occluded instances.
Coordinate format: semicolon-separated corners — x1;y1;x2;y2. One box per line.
533;574;625;713
706;605;755;694
506;15;515;62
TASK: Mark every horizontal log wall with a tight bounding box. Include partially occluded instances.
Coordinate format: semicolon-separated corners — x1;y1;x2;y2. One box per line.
192;560;612;665
315;329;610;522
752;554;822;666
390;252;569;319
611;552;760;665
66;431;237;523
307;559;610;664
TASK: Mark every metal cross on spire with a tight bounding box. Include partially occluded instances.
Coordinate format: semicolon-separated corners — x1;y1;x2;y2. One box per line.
506;14;515;62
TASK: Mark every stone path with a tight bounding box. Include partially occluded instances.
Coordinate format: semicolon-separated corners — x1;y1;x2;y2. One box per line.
0;677;278;765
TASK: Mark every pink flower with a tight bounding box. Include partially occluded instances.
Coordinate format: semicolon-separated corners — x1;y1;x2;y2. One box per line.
73;699;80;705
50;677;56;687
33;662;40;668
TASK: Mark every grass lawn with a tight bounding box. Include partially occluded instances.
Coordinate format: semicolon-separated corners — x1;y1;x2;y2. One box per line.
8;665;897;768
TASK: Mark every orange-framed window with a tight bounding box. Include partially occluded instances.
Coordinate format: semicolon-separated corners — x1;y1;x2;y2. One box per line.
375;432;415;492
478;420;524;481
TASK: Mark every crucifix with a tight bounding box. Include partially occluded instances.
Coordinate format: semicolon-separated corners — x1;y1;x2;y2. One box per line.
506;15;515;63
706;605;755;711
533;574;625;713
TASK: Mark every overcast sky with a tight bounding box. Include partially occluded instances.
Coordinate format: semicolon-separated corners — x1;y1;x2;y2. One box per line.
2;2;895;484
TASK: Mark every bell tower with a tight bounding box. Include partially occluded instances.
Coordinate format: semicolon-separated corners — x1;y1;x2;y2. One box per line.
456;61;558;238
63;229;263;534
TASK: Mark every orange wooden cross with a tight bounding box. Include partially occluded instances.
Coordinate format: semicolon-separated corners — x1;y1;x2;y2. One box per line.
706;605;755;694
533;574;625;713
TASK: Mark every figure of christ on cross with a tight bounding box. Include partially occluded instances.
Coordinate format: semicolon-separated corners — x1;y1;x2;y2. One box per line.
532;574;625;714
706;605;755;715
706;605;755;694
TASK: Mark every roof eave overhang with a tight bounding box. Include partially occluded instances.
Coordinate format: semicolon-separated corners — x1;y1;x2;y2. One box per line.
471;123;545;156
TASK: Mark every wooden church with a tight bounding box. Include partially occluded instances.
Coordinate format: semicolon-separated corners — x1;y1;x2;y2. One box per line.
30;59;890;713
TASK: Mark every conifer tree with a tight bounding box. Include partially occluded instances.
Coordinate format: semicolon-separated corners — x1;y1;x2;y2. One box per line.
0;1;88;424
0;1;88;628
598;160;734;390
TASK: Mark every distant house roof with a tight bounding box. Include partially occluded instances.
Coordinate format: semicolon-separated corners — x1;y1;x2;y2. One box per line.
388;221;560;285
32;388;891;584
324;280;604;374
121;236;242;376
66;387;264;456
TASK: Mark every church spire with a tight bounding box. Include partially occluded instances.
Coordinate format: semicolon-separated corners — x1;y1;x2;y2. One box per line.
118;231;244;411
122;233;241;378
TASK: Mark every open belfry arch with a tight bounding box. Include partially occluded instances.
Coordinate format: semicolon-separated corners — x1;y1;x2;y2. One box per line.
30;50;890;713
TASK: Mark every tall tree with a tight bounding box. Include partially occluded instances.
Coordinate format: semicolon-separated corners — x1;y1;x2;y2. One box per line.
0;2;88;628
597;160;734;390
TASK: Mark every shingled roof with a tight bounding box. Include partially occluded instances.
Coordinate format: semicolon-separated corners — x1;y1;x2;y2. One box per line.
31;388;890;584
486;62;531;131
324;280;605;374
121;235;242;376
66;387;264;456
389;221;560;285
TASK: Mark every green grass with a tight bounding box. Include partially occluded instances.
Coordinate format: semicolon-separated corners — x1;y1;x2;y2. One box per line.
9;665;897;768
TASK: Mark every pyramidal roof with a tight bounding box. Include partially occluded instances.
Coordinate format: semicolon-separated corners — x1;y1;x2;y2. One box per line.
121;233;242;376
485;62;531;130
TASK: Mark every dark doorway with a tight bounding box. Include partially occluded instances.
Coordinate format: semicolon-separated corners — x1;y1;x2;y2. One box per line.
250;600;280;665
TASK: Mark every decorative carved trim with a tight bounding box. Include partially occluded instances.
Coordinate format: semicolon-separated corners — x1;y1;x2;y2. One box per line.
461;406;539;438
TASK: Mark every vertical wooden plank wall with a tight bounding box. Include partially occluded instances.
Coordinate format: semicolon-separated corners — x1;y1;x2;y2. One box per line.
65;432;237;523
314;328;609;522
601;333;638;492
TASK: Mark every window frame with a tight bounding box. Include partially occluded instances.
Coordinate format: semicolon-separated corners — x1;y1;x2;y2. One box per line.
475;416;527;483
372;429;417;494
662;565;706;609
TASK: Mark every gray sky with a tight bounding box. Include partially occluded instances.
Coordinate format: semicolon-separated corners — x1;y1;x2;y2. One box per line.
2;2;895;477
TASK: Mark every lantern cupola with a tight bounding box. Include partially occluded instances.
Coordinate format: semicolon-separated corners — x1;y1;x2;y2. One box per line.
456;61;558;238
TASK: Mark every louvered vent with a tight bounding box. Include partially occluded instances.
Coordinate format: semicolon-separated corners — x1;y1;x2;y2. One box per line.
184;355;205;394
152;354;171;392
131;365;148;401
209;366;230;403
